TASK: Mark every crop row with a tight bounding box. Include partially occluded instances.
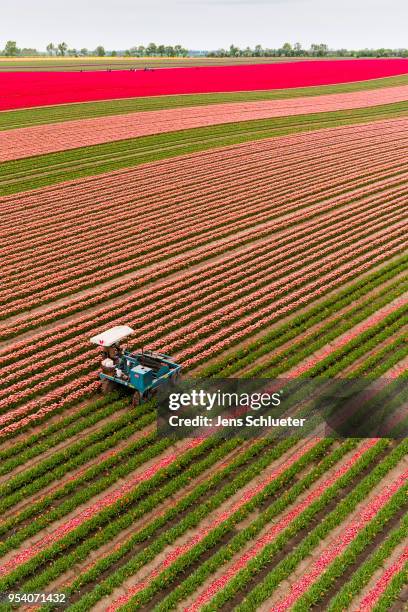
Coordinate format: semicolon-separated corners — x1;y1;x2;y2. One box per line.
2;179;404;345
99;439;401;611
2;119;404;246
1;235;405;438
195;441;407;612
3;151;407;311
2;141;403;302
4;85;408;162
0;437;307;586
1;100;408;195
39;438;334;611
1;229;405;436
1;206;404;410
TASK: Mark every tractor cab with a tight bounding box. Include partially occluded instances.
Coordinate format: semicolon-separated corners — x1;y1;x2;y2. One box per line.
90;325;182;406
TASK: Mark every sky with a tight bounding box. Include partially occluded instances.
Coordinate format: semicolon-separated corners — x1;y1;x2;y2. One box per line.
1;0;407;51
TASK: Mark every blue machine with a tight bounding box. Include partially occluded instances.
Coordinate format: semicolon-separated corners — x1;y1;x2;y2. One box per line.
90;326;182;405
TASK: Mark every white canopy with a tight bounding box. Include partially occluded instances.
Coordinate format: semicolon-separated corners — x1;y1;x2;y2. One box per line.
90;325;134;347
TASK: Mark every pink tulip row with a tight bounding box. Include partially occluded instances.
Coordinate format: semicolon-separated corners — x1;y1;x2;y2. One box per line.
185;440;379;611
3;136;407;279
161;229;406;357
179;238;405;369
0;438;201;576
4;152;406;307
1;179;404;346
271;467;408;611
3;166;406;319
3;126;403;264
3;86;408;162
2;122;406;280
1;220;403;422
2;116;402;220
358;546;408;611
0;234;404;435
106;438;322;611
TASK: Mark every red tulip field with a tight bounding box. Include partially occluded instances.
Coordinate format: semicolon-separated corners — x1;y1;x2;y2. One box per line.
2;59;408;111
0;61;407;611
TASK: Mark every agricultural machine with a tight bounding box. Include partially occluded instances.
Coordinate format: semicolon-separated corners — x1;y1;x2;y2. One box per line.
90;325;182;406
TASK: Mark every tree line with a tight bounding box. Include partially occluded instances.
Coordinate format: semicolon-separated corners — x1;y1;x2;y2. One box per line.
1;40;407;59
0;41;189;57
208;42;408;58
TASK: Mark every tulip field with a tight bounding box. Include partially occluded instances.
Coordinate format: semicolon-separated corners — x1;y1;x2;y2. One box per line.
0;61;407;610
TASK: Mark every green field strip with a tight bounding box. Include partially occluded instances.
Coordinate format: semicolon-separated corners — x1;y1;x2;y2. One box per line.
290;482;408;611
372;559;408;611
56;439;335;612
203;441;406;612
111;440;393;611
1;73;408;131
200;255;408;377
0;438;220;588
0;410;156;515
326;513;408;611
1;101;408;195
22;438;304;608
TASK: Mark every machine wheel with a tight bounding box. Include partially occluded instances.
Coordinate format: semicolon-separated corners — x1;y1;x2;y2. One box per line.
132;391;142;407
101;379;116;395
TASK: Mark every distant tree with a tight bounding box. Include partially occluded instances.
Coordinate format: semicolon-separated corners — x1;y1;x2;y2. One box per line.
137;45;146;56
146;42;157;56
310;43;328;56
124;49;131;56
165;45;175;56
281;42;292;56
293;42;303;55
80;48;89;56
4;40;19;56
21;48;39;56
111;50;117;57
254;44;263;57
46;42;56;56
174;44;183;56
57;42;68;56
95;45;105;56
67;48;78;56
157;44;165;56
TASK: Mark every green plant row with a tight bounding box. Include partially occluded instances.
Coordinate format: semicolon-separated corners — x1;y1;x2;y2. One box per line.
327;512;408;610
0;394;126;472
300;307;408;379
200;254;408;376
313;515;408;612
63;439;336;612
0;430;167;547
226;441;408;612
0;438;240;612
0;417;159;537
135;442;386;612
1;101;408;195
2;73;408;131
28;438;298;608
151;439;359;612
121;439;388;611
372;559;408;611
0;437;218;591
352;333;408;378
0;406;154;501
292;482;408;610
245;275;408;378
